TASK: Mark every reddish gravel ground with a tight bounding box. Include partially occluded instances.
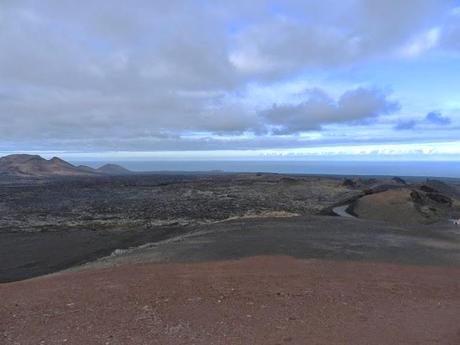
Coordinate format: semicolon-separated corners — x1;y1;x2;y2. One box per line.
1;256;460;345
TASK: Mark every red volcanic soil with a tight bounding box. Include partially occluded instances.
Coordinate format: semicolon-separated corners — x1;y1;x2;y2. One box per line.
2;256;460;345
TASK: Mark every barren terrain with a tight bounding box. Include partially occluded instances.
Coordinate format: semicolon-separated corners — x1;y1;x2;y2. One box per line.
1;173;460;344
2;256;460;345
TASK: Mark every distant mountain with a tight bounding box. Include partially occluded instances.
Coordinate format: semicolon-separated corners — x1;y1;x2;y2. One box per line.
0;154;133;177
0;154;99;177
97;164;132;175
77;165;98;173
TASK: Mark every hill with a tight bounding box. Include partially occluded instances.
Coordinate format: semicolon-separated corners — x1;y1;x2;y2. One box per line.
0;154;134;177
77;165;98;173
0;154;98;177
97;163;132;175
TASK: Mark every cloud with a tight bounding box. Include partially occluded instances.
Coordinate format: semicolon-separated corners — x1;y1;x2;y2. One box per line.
394;111;452;130
394;120;418;130
230;0;448;76
425;111;451;125
0;0;456;152
400;27;441;57
261;87;400;134
438;7;460;51
400;5;460;55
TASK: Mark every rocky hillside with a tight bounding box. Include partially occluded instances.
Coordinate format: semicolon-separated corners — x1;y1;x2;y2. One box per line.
0;154;131;177
0;155;99;177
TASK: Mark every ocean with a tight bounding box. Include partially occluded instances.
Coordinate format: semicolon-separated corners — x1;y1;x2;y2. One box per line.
72;160;460;179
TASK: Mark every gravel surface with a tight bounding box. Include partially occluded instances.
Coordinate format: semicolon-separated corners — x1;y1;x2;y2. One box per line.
2;256;460;345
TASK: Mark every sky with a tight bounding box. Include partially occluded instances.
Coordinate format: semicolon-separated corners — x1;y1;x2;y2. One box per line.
1;0;460;161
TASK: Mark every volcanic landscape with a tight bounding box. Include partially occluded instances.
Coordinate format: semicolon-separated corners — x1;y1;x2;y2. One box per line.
1;155;460;344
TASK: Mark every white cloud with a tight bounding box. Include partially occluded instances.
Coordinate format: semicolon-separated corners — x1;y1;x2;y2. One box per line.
400;27;441;57
4;140;460;162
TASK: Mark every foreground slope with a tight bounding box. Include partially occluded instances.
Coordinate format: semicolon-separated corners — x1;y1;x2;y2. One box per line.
1;256;459;345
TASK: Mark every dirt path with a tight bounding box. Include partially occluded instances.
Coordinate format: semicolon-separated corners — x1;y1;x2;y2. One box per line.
2;256;460;345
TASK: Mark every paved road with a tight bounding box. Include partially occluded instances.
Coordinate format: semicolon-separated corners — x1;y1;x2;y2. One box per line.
332;204;355;218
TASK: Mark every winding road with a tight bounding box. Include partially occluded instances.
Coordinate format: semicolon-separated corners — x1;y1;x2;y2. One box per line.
332;204;355;218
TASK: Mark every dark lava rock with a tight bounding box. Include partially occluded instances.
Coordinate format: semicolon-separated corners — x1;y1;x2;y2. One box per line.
420;185;438;193
410;190;424;203
425;179;460;198
426;192;452;206
392;177;406;185
280;177;301;185
342;178;356;187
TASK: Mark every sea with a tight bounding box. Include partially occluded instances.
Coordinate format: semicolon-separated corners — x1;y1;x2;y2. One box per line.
72;160;460;179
